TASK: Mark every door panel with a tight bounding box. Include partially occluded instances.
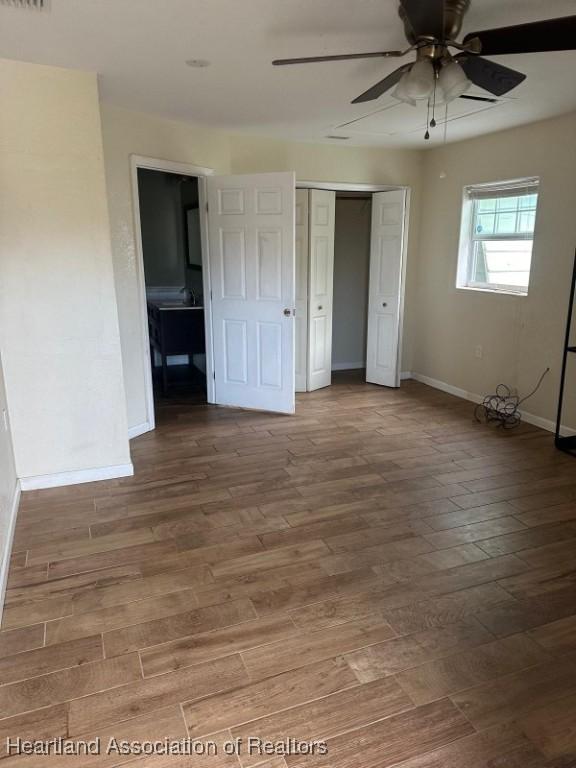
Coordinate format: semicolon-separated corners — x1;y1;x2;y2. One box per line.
208;172;296;413
307;189;336;391
366;190;406;388
295;189;309;392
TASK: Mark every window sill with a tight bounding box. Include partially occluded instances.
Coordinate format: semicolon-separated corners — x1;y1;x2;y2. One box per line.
456;285;528;297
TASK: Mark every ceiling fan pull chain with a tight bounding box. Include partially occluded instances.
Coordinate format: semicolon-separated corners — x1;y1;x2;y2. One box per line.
430;77;438;128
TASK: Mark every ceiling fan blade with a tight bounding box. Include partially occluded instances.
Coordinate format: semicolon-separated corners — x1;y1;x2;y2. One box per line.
272;51;403;66
457;55;526;96
459;94;498;103
399;0;445;39
463;15;576;56
351;64;412;104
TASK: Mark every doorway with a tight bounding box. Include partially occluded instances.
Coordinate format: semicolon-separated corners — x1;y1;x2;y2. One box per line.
296;184;409;393
132;156;216;432
138;167;207;410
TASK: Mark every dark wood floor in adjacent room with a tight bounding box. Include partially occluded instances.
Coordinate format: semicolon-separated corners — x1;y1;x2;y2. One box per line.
3;371;576;767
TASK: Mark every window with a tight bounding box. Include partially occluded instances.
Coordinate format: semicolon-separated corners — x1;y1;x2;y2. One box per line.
457;178;539;295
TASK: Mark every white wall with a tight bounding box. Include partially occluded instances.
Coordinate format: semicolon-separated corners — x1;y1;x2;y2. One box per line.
100;106;423;431
0;351;18;612
332;197;371;369
0;59;131;484
414;112;576;429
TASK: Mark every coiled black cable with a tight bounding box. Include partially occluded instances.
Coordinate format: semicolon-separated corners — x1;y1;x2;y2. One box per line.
474;367;550;429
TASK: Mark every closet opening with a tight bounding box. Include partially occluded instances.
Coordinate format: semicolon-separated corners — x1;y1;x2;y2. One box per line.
295;185;408;393
332;192;372;375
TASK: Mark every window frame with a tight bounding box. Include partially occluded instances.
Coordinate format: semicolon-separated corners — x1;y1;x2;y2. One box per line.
456;178;540;297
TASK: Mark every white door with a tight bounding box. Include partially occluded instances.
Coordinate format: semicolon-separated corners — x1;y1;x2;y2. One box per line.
366;189;407;387
207;172;296;413
307;189;336;391
295;189;309;392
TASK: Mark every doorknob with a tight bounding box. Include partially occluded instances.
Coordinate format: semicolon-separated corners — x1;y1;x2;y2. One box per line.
382;302;388;307
283;308;293;317
318;305;323;310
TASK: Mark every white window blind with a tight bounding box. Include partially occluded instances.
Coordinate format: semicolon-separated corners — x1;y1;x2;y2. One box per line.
457;177;540;295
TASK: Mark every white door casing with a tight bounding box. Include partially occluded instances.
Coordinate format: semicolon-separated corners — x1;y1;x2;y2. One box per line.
295;189;309;393
207;172;296;413
366;189;407;388
307;189;336;392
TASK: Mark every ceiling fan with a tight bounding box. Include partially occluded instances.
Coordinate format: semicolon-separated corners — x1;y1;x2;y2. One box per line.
272;1;576;113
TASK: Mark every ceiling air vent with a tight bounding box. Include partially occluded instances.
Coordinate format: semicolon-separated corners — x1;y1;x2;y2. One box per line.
0;0;49;8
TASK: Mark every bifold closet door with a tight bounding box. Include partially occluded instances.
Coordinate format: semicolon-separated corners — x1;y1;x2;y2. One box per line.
295;189;309;393
307;189;336;391
366;189;407;388
207;172;296;413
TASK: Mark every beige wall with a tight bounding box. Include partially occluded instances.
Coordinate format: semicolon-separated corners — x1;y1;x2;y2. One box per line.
0;60;130;481
0;351;17;598
230;134;422;186
414;112;576;428
101;106;423;431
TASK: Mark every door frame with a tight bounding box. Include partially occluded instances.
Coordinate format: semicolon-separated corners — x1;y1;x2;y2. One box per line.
297;181;403;193
130;154;216;437
295;180;412;390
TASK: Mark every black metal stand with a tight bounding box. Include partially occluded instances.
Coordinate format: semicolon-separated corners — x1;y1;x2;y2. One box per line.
555;248;576;455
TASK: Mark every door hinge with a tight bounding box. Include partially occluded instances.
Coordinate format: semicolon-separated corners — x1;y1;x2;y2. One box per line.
213;371;216;380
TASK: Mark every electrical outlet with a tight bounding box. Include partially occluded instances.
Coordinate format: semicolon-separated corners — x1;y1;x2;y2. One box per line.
2;409;8;432
475;345;483;359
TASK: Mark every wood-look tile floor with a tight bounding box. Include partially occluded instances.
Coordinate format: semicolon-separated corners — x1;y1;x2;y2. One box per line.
3;371;576;767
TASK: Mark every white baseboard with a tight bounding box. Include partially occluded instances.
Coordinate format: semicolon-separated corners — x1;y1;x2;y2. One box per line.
331;362;366;371
128;422;152;440
518;411;576;437
0;480;21;625
411;372;484;405
400;371;413;381
19;462;134;491
410;371;576;437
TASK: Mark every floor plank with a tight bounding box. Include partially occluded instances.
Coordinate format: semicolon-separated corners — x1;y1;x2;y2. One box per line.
67;653;247;735
284;699;474;768
183;657;358;737
0;652;141;719
241;616;395;680
451;652;576;730
231;677;415;767
395;633;549;705
103;597;257;657
343;619;494;682
0;634;102;685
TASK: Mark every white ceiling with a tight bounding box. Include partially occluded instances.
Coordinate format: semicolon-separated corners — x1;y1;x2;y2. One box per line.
1;0;576;148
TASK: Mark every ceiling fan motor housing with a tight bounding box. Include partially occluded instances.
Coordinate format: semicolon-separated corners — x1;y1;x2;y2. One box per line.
399;0;471;45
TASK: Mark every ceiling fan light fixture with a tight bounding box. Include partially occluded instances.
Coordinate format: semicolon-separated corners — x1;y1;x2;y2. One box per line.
403;59;435;100
438;60;470;102
392;71;417;105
